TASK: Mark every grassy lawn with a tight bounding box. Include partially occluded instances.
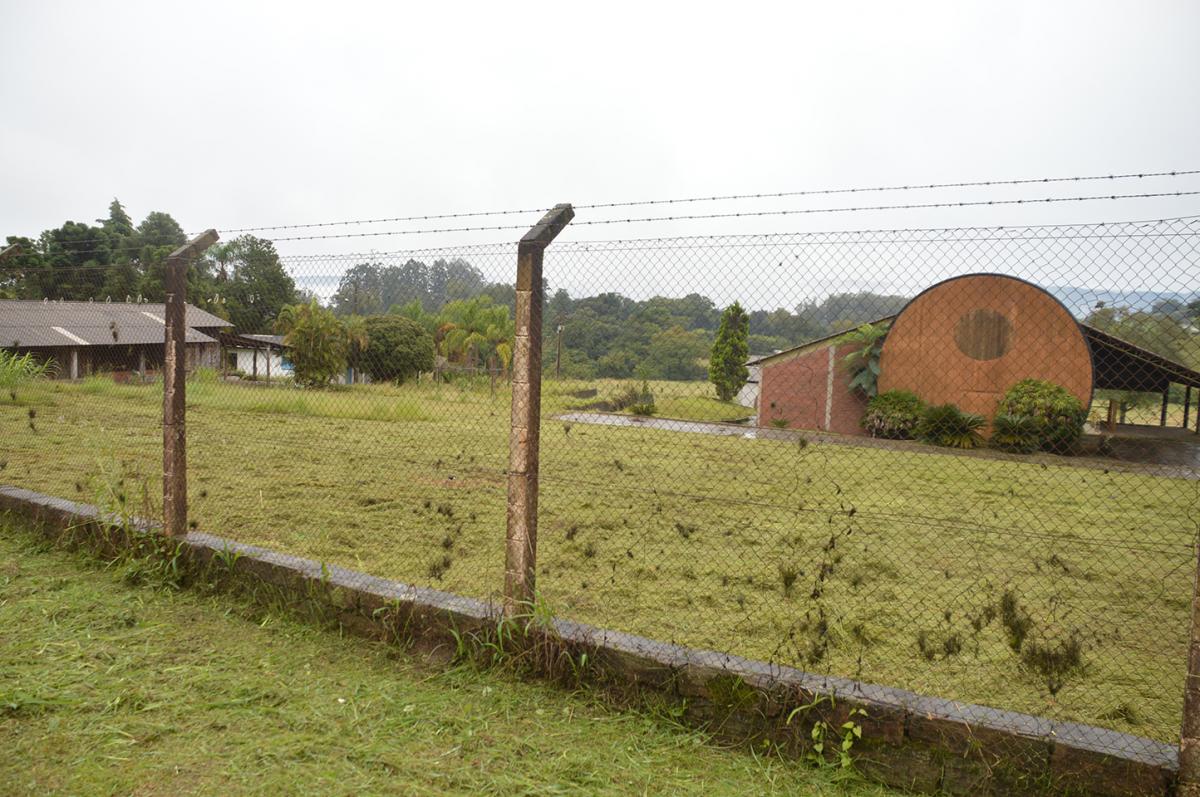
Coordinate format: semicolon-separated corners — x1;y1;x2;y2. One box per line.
1;374;1195;744
0;523;897;796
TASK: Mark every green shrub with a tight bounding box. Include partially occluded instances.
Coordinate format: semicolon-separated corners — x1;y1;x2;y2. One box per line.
361;315;435;383
628;381;656;416
609;380;655;414
991;413;1041;454
996;379;1087;454
629;401;657;417
861;389;925;439
917;403;985;449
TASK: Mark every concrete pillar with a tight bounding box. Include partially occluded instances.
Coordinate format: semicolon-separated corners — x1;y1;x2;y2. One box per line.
504;204;573;616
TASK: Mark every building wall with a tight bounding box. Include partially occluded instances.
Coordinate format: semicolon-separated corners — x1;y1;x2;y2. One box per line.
757;342;867;435
734;364;760;408
229;347;290;378
877;274;1093;420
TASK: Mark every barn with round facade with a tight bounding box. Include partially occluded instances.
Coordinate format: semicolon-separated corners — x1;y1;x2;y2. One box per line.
752;273;1200;437
876;274;1094;420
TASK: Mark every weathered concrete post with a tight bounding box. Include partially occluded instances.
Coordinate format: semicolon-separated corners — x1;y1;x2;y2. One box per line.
1183;540;1200;796
504;204;573;615
163;229;219;537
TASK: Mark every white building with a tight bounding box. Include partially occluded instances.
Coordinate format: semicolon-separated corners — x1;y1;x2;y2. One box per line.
223;334;291;379
734;359;761;408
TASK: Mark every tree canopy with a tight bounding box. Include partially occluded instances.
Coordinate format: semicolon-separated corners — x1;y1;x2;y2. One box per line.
3;201;296;332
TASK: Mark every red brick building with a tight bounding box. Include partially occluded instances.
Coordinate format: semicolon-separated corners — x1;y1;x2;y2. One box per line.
751;333;873;435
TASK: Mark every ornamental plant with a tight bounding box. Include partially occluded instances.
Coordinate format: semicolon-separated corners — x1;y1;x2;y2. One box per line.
996;378;1087;453
861;389;925;439
917;403;985;449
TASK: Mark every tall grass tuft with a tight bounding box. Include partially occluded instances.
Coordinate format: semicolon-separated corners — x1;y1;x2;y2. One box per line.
0;351;55;399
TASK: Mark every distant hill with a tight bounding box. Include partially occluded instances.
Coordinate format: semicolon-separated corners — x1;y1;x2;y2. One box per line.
1047;287;1195;320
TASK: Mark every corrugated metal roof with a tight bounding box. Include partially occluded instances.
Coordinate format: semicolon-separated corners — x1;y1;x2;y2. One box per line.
243;334;285;346
0;300;227;348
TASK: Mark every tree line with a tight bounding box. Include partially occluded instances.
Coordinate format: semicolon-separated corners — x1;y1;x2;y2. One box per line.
13;200;1193;393
2;199;299;335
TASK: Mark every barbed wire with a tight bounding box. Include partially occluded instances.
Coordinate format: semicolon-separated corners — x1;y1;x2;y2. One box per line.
11;174;1200;255
573;169;1200;211
202;168;1200;235
6;211;1200;273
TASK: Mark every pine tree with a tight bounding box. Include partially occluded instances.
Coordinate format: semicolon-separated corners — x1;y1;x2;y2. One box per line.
709;301;750;401
100;199;135;238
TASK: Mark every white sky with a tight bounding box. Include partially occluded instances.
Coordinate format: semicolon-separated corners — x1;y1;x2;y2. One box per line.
2;0;1199;300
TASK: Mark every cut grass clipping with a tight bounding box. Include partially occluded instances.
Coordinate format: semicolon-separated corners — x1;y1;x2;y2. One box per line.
1;375;1193;742
0;522;896;796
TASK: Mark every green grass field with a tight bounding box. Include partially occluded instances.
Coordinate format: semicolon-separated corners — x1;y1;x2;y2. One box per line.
0;522;898;796
2;374;1195;744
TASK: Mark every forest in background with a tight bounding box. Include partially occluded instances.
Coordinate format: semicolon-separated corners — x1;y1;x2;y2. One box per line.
4;200;1197;383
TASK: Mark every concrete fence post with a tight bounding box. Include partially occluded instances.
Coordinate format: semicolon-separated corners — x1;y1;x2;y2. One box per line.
162;229;219;537
1182;536;1200;796
504;204;573;615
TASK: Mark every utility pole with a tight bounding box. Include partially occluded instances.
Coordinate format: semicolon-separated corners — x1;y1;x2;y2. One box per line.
555;323;564;379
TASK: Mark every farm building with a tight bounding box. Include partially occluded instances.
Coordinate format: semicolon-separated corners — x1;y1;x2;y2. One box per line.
220;333;291;380
752;274;1200;435
0;299;227;379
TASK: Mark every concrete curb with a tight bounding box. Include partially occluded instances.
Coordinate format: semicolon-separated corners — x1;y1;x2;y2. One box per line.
0;485;1176;796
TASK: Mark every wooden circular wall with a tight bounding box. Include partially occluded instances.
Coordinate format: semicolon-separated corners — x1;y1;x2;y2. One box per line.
877;274;1093;419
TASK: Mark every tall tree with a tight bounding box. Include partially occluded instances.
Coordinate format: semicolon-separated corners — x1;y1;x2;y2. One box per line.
222;235;297;333
709;302;750;400
99;199;135;239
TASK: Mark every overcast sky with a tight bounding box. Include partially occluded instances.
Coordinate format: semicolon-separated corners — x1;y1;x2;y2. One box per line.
2;0;1199;300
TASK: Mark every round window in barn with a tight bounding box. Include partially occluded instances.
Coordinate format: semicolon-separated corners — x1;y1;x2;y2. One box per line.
954;308;1013;360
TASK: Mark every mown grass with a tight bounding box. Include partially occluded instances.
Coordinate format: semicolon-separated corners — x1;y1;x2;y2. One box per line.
2;376;1196;744
0;523;897;796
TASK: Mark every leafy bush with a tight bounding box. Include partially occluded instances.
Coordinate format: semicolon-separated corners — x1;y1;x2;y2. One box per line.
629;401;657;417
362;315;435;383
608;380;655;413
996;379;1087;454
990;413;1041;454
861;390;925;439
917;403;985;449
627;380;657;416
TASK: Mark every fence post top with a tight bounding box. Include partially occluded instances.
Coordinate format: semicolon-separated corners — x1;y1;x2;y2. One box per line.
169;229;220;262
519;204;574;251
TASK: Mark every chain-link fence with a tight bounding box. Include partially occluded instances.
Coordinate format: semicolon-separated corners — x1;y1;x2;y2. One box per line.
3;212;1199;773
535;218;1200;766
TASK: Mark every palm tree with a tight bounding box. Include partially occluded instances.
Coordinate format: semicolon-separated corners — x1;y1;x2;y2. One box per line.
208;242;237;282
274;299;349;387
437;297;515;374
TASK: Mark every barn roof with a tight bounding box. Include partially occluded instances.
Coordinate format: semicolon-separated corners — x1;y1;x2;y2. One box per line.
0;300;228;348
748;313;1200;392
